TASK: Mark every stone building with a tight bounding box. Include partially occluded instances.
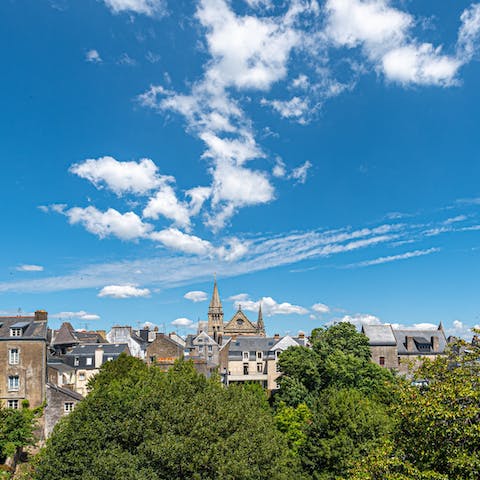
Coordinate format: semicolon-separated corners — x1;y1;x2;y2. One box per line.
362;322;448;374
206;280;265;343
106;325;149;359
49;322;104;355
0;311;48;409
44;383;83;437
221;334;308;391
145;332;184;369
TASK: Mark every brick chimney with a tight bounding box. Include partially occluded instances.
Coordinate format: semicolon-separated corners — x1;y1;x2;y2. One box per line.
406;336;415;352
431;335;439;352
34;310;48;321
274;333;280;341
298;332;305;339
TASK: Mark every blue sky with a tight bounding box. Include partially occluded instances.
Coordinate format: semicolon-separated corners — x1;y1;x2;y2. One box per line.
1;0;480;338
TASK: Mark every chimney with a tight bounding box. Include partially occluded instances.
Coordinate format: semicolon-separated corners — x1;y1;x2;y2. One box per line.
406;336;415;352
35;310;48;322
431;335;439;352
95;346;104;368
274;333;280;341
298;331;305;339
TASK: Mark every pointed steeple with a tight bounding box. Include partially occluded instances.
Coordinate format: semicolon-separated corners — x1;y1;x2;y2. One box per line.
438;321;444;332
209;276;222;310
256;302;266;337
208;275;224;342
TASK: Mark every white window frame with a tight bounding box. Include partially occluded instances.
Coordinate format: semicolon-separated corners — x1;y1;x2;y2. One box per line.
8;375;19;391
10;328;22;337
7;399;19;409
74;356;79;366
257;351;263;360
64;402;74;413
9;348;19;365
86;357;93;366
243;351;249;361
78;372;86;381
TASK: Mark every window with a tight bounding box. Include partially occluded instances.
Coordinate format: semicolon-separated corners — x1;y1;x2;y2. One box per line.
257;363;263;373
243;351;249;361
86;357;93;366
74;356;79;366
8;375;19;391
243;363;249;375
149;356;156;364
107;357;113;362
379;356;385;366
208;345;213;352
10;328;22;337
9;348;19;365
7;399;19;409
275;350;281;359
199;345;204;353
64;402;74;413
257;351;263;360
78;372;86;381
276;362;281;372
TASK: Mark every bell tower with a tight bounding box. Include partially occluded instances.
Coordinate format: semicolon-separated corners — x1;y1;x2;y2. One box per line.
208;276;224;343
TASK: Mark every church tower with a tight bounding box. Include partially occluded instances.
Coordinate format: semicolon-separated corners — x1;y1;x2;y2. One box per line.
256;303;266;337
208;277;224;343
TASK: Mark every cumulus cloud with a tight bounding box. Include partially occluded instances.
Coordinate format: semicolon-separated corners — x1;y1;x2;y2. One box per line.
150;228;213;255
98;284;151;298
445;319;480;340
16;264;44;272
53;310;101;321
261;96;310;122
312;302;330;314
339;313;382;328
65;206;152;241
290;160;312;184
70;156;165;196
102;0;166;16
85;49;102;63
184;290;208;302
232;295;309;316
171;317;194;327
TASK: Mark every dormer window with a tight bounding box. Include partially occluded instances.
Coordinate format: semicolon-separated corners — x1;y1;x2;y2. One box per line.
10;328;22;337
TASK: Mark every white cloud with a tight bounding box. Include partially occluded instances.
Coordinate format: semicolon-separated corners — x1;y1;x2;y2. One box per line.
348;247;440;268
171;317;194;327
65;206;152;241
85;49;102;63
290;160;312;184
410;322;438;330
102;0;166;16
444;214;467;225
445;319;480;340
16;264;44;272
184;290;208;302
150;228;213;256
312;302;330;314
143;185;192;229
98;284;151;298
457;4;480;61
272;157;286;178
381;44;460;87
339;313;382;328
233;295;309;316
53;310;101;321
261;97;310;122
229;293;250;302
70;156;165;196
216;237;249;261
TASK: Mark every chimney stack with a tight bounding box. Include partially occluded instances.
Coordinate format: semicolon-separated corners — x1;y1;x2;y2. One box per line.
298;331;305;339
35;310;48;322
274;333;280;341
95;346;104;369
406;336;414;352
431;335;439;352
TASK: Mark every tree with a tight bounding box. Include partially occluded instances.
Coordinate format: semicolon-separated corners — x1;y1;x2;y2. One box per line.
0;403;40;464
300;388;392;479
393;339;480;480
33;356;302;480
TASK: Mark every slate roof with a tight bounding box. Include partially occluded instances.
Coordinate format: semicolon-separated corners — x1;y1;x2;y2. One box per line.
362;325;397;346
64;343;130;369
227;335;301;360
52;322;104;346
46;382;84;401
393;328;447;355
0;316;47;340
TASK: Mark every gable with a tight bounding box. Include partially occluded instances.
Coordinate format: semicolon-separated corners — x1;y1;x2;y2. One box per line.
224;310;257;333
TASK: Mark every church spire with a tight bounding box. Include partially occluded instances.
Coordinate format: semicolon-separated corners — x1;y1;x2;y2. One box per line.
256;302;266;337
208;275;224;342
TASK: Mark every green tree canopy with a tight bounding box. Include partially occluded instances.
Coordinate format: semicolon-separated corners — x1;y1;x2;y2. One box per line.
33;355;302;480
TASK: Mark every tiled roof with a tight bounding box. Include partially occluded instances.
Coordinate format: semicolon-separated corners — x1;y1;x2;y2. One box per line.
0;317;47;340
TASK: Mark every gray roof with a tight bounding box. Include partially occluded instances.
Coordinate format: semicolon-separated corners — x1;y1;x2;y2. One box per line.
229;336;279;352
0;317;47;340
394;328;447;355
47;382;84;401
68;343;129;356
362;325;396;346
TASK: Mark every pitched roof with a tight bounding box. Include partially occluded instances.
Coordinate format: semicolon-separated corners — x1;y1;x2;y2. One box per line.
393;328;447;354
67;343;130;356
0;316;47;340
46;382;84;401
362;324;396;346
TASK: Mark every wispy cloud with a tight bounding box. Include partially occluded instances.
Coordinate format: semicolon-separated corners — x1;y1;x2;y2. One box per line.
346;247;440;268
16;264;44;272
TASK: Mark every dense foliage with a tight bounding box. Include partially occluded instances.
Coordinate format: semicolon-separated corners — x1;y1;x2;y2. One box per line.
33;356;302;480
28;324;480;479
0;403;39;463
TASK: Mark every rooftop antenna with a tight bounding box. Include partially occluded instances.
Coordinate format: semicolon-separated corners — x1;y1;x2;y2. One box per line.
17;307;22;317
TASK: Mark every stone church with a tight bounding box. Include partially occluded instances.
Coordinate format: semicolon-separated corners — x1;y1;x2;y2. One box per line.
207;279;265;343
